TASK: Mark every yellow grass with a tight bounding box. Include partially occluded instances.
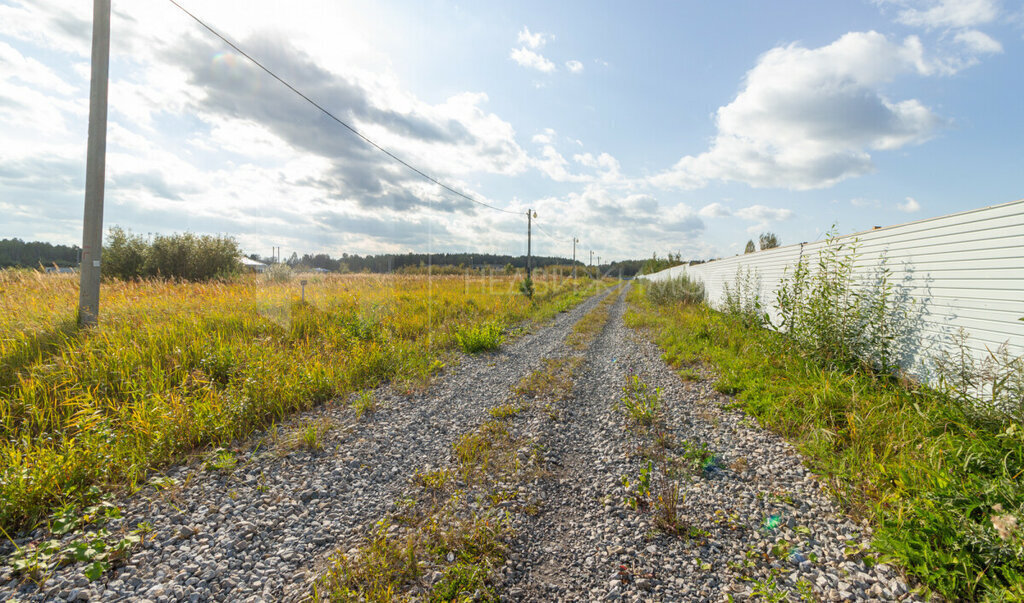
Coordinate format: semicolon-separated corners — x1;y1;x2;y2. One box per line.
0;270;605;532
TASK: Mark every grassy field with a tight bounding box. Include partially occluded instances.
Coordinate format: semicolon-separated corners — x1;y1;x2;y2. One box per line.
0;270;606;534
626;283;1024;601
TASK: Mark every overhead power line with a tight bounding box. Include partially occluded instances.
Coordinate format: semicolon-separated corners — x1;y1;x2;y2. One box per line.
532;217;571;244
166;0;521;215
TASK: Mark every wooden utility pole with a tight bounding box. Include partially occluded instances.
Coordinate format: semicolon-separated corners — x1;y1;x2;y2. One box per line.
77;0;111;327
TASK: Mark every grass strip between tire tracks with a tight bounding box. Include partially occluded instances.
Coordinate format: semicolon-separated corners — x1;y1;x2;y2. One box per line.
313;281;623;601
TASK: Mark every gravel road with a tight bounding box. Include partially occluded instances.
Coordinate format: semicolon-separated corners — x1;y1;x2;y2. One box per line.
498;285;918;602
1;282;920;602
0;286;615;602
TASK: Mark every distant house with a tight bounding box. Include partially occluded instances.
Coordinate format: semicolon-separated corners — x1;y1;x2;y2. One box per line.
238;256;267;273
312;267;329;273
44;266;76;274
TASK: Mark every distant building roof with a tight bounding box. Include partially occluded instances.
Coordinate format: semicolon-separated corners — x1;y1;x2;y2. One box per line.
238;257;266;267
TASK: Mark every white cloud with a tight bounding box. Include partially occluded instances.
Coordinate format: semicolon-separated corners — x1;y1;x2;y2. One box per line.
0;41;77;95
565;59;584;73
954;29;1003;53
0;1;553;256
532;128;556;144
652;32;945;191
517;26;550;50
735;205;794;222
510;47;556;73
733;205;795;236
897;196;922;212
528;184;707;260
884;0;1000;29
532;145;586;182
698;202;732;218
573;152;621;181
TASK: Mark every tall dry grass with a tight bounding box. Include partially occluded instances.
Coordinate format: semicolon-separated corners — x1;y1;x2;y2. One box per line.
0;270;604;532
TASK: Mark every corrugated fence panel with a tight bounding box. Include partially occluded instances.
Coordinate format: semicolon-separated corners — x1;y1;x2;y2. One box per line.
640;199;1024;381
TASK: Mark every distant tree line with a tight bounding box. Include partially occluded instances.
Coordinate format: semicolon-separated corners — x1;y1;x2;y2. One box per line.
638;252;685;275
256;251;587;274
0;238;80;268
3;230;706;280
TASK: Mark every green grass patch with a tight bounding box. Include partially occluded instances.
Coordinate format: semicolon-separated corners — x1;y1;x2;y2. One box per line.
487;403;523;420
454;322;504;353
565;287;619;350
513;357;582;402
626;284;1024;601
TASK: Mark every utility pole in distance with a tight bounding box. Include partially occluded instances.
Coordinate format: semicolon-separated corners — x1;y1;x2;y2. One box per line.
77;0;111;327
597;255;601;278
572;237;578;279
589;250;594;279
526;209;534;280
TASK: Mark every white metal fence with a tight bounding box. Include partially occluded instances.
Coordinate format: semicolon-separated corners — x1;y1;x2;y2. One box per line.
639;198;1024;380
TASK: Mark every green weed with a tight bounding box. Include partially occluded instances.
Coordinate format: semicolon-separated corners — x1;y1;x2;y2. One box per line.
454;322;504;353
351;390;377;418
487;403;522;420
620;374;661;425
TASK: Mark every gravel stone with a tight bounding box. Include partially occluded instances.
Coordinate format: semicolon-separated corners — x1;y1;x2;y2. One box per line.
0;287;616;602
0;284;924;601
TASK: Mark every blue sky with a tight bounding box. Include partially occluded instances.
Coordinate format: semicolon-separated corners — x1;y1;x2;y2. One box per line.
0;0;1021;261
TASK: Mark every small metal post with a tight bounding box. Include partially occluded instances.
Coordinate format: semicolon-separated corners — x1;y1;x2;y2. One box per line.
572;237;578;279
300;279;308;302
526;209;533;281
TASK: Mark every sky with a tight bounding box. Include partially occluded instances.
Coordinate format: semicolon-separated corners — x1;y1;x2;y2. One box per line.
1;0;1022;262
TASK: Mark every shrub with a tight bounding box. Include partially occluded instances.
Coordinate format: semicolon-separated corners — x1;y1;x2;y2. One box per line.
934;329;1024;426
721;266;764;328
774;233;915;374
646;274;705;306
519;276;534;298
103;227;148;279
102;227;241;281
454;322;504;353
264;263;293;283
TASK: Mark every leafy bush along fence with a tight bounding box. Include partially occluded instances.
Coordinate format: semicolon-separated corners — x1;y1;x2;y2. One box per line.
641;198;1024;386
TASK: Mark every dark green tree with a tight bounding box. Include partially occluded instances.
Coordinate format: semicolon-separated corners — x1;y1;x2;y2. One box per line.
759;232;780;250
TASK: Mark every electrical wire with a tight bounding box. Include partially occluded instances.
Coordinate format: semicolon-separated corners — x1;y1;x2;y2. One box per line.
166;0;521;215
532;217;571;244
